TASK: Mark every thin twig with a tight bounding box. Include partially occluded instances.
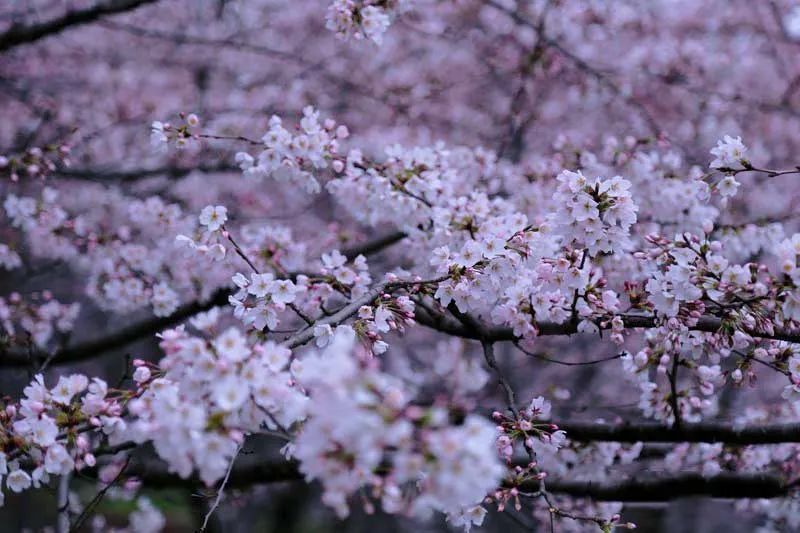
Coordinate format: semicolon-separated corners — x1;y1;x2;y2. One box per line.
667;354;682;430
69;457;130;532
200;444;243;532
514;342;624;366
57;473;71;533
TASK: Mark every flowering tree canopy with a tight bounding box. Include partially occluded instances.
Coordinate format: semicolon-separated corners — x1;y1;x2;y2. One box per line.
4;1;800;531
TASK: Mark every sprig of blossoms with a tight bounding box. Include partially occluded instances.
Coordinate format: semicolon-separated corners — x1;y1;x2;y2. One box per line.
0;143;71;182
150;112;201;151
709;135;748;171
550;170;638;256
234;106;346;194
494;396;567;462
127;324;308;485
0;373;125;505
325;1;410;45
493;395;640;531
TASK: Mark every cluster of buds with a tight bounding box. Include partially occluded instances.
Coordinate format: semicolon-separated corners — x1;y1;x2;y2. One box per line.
353;289;416;355
492;461;545;511
150;112;200;150
493;396;567;462
0;143;71;182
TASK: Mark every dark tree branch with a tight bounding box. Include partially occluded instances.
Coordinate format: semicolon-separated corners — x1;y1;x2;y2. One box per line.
342;231;406;258
447;302;520;414
0;287;231;368
518;473;794;501
0;232;407;367
56;163;239;182
77;455;303;489
560;421;800;445
120;458;796;501
413;305;800;345
0;0;160;53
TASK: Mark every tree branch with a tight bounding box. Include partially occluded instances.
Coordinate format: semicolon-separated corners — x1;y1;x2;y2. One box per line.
200;445;242;532
0;287;231;368
341;231;406;258
56;473;71;533
121;458;796;501
0;0;160;53
283;275;448;349
414;305;800;345
560;421;800;445
518;473;794;501
0;232;407;367
56;163;238;182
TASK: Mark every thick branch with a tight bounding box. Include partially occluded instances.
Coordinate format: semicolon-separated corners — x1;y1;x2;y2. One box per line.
126;459;304;489
518;473;793;501
122;458;795;501
342;231;407;258
414;306;800;344
56;163;238;182
0;0;160;53
1;232;406;367
283;274;445;349
0;288;231;368
560;421;800;445
283;281;393;349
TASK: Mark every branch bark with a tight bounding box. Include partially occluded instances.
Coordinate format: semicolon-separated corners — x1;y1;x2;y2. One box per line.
0;0;160;53
121;458;796;501
56;473;71;533
560;421;800;445
518;473;793;501
414;305;800;344
56;163;238;182
283;275;446;349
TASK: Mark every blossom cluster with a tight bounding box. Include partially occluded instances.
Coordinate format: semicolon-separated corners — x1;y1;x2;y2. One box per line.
493;396;641;531
234;106;347;194
126;323;307;484
0;291;80;350
3;186;235;317
494;396;568;462
325;1;409;45
0;311;510;529
0;373;124;505
290;328;504;520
